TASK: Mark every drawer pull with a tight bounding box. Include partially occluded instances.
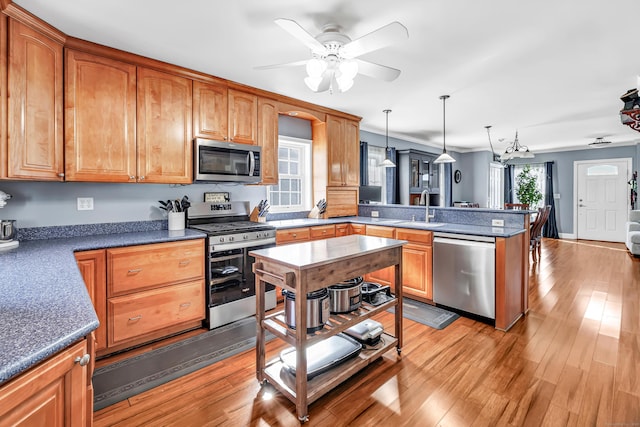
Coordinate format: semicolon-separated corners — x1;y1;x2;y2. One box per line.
179;260;191;266
74;354;91;366
128;315;142;322
242;287;250;293
179;302;191;308
128;268;142;274
292;233;297;238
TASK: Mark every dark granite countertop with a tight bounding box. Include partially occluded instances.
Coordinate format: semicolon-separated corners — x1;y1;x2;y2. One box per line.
0;229;206;385
267;216;525;238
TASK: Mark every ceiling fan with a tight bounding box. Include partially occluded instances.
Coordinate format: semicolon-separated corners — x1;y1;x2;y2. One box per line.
256;18;408;93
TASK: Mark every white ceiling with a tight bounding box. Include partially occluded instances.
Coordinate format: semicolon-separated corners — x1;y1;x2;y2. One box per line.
14;0;640;154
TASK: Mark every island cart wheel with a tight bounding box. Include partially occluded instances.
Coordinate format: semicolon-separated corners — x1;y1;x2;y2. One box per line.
299;415;309;423
397;348;402;354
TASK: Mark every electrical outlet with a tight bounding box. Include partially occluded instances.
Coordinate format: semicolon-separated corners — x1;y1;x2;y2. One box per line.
371;211;379;218
77;197;94;211
492;219;504;227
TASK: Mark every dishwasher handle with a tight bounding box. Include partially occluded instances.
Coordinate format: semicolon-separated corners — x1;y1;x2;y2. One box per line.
433;236;496;250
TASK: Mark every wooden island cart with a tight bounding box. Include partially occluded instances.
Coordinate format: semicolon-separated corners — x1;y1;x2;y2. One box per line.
250;235;406;422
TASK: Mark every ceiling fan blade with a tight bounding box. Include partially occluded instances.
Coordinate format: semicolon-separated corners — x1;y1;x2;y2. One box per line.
355;59;401;81
254;59;308;70
275;18;326;54
341;21;408;58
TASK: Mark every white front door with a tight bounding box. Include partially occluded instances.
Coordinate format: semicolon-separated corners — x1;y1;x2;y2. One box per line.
575;158;631;242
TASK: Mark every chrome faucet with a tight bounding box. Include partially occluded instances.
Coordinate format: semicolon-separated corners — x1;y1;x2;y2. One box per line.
420;189;435;223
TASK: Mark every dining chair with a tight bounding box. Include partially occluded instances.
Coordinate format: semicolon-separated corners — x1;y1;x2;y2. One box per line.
530;205;551;262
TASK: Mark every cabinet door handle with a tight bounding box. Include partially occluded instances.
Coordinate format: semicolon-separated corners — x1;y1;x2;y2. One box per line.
128;268;142;274
129;175;136;180
242;287;250;293
179;260;191;266
128;315;142;322
57;172;65;177
292;233;297;238
139;176;145;181
179;302;191;308
74;354;91;366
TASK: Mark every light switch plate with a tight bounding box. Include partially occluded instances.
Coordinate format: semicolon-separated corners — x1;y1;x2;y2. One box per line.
492;219;504;227
371;211;379;218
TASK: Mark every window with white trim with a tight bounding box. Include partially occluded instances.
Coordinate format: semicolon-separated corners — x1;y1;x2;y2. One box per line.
513;163;546;209
268;136;312;212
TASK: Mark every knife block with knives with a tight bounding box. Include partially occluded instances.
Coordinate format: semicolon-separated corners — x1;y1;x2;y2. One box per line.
308;198;327;219
251;200;269;222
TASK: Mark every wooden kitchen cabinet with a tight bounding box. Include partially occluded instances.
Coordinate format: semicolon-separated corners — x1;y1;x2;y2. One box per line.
325;186;359;218
105;240;205;350
309;224;336;240
335;223;350;237
276;227;311;245
396;228;433;301
193;80;228;141
365;225;396;286
75;249;107;353
257;97;279;185
349;223;366;235
2;17;64;180
192;84;258;146
64;49;137;182
66;52;192;183
137;67;192;183
228;88;257;145
75;239;205;357
326;114;359;187
0;339;92;427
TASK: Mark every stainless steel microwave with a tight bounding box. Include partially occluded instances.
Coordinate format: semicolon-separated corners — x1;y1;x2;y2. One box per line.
194;138;262;183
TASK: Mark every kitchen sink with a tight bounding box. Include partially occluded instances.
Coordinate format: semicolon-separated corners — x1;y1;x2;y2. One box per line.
395;221;447;228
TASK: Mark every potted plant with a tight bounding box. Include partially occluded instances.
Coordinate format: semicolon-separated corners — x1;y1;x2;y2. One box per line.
515;165;543;208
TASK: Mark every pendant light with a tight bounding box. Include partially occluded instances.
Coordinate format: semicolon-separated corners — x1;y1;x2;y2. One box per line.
379;109;396;168
434;95;456;164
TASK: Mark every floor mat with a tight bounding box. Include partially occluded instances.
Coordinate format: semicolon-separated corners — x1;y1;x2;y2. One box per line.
389;298;460;330
93;317;271;411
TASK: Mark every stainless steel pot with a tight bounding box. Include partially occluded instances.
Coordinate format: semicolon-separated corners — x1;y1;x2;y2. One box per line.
0;220;17;241
328;277;363;314
283;288;330;333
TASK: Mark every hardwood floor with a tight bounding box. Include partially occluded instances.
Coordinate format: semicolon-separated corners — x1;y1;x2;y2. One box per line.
94;238;640;426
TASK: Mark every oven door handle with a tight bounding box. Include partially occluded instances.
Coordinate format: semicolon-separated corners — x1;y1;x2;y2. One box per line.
211;237;276;252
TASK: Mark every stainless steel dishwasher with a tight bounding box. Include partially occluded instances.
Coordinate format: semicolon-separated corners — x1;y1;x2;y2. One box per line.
432;232;496;319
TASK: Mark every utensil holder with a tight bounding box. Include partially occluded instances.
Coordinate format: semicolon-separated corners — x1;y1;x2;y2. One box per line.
168;211;185;231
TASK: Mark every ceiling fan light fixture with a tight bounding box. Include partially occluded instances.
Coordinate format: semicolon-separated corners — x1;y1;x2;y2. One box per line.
433;95;456;164
306;58;327;77
336;74;354;92
304;76;322;91
338;59;358;80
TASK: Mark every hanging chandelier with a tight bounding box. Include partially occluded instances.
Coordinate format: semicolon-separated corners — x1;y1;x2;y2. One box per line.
379;109;396;168
433;95;455;164
500;130;534;161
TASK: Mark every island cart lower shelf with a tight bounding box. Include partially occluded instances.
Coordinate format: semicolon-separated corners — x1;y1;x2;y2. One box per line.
250;235;406;422
263;332;398;405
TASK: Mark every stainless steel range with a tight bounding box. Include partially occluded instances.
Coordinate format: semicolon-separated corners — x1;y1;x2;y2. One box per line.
187;201;277;329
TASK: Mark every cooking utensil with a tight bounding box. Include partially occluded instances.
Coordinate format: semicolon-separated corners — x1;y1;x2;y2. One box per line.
283;288;330;333
328;279;362;313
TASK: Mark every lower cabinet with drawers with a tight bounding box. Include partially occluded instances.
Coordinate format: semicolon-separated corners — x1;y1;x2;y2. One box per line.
75;239;205;357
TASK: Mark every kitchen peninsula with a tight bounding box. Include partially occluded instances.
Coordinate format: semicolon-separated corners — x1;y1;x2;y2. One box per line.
251;234;405;422
268;205;530;331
